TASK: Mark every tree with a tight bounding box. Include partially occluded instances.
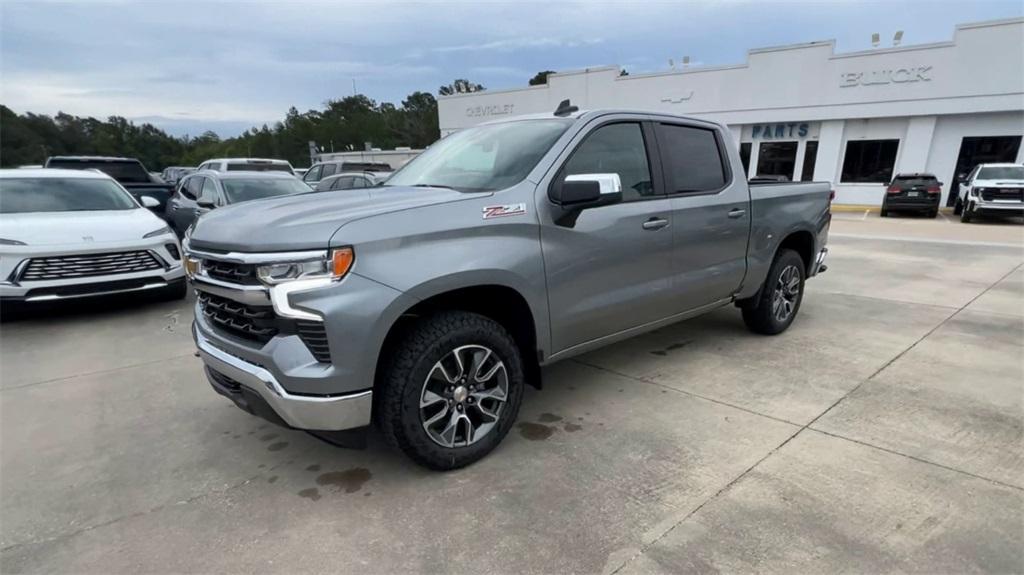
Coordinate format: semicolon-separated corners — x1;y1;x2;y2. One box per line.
528;70;556;86
619;69;629;77
438;79;485;96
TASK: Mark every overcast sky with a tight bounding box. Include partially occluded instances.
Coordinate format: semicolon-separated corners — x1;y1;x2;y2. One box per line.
2;0;1021;137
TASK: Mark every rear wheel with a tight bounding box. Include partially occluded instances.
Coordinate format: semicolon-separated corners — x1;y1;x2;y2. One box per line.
880;206;888;217
741;249;805;335
378;311;525;470
928;208;939;218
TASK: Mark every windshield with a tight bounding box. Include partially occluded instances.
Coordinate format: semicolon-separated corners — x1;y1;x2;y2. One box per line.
977;166;1024;180
226;163;293;173
385;119;573;192
0;178;138;213
46;160;152;183
221;178;310;203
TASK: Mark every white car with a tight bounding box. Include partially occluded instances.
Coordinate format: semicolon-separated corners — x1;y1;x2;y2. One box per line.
0;169;186;303
954;163;1024;223
196;158;294;175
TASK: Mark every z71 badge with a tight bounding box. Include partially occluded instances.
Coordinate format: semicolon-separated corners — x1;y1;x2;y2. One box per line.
482;203;527;219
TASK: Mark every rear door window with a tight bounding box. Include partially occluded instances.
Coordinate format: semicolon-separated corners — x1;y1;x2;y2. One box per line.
321;164;338;178
655;123;728;193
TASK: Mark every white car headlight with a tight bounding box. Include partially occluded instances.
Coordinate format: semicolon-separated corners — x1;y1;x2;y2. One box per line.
143;225;173;238
256;248;354;286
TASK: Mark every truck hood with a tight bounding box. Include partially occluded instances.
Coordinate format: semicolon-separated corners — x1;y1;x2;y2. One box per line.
188;186;483;252
0;209;168;246
973;179;1024;188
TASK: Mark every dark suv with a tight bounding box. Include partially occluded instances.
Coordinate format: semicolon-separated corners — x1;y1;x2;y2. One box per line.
881;173;943;218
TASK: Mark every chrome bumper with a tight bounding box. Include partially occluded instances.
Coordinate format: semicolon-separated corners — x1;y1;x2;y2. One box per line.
193;324;372;431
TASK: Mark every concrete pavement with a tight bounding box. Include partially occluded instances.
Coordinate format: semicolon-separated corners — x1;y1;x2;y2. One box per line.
1;214;1021;573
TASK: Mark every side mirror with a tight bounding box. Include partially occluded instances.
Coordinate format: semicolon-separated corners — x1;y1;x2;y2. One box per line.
196;199;216;209
957;173;967;183
550;173;623;206
140;196;160;208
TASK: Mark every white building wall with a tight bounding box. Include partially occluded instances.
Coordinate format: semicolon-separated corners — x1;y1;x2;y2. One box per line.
438;18;1024;206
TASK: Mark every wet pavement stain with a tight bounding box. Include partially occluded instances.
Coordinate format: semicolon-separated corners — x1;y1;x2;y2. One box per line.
267;441;289;452
650;340;694;356
232;435;241;440
316;468;372;493
258;424;269;430
259;433;278;442
364;492;372;497
257;464;266;469
298;488;321;501
538;413;562;423
563;423;583;433
268;475;278;484
306;464;321;472
518;422;555;441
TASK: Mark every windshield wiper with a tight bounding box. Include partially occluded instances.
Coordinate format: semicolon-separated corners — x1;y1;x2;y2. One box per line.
411;184;459;191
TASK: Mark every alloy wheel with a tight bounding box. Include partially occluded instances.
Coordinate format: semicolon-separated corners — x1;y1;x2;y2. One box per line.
419;344;508;448
771;264;801;322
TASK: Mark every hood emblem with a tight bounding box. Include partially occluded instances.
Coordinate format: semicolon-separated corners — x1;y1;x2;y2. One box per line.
482;203;526;219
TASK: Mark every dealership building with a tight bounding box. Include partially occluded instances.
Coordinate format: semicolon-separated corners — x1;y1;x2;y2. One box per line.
437;18;1024;207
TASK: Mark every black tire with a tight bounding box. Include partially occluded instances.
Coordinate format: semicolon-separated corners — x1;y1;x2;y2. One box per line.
953;199;963;216
929;208;939;218
961;202;974;223
377;311;525;470
880;206;888;217
741;249;805;336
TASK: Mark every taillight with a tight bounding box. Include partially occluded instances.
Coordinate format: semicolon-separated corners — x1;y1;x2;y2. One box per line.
926;186;941;194
886;185;900;194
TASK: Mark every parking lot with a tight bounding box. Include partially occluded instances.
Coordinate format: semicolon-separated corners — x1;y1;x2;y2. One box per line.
1;214;1021;573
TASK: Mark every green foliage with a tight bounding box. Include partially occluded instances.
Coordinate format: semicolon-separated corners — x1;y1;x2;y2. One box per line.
0;85;445;169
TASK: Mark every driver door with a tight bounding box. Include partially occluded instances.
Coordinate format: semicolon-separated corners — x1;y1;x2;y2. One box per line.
539;119;677;354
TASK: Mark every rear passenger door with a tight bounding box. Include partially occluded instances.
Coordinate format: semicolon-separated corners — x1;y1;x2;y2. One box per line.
540;119;678;354
655;121;750;310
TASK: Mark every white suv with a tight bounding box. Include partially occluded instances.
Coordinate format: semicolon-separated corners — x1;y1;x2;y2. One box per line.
196;158;294;175
955;163;1024;223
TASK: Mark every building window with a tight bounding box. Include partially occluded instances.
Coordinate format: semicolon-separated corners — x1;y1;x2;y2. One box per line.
801;141;819;181
841;139;900;183
756;142;797;181
739;143;751;176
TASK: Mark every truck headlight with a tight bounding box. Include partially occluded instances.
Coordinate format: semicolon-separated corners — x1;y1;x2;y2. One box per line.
256;248;354;286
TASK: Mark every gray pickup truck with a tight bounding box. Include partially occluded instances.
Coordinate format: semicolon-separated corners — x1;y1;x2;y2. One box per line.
185;105;831;470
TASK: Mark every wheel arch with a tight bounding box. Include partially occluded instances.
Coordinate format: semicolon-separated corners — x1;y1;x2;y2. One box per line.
375;279;545;393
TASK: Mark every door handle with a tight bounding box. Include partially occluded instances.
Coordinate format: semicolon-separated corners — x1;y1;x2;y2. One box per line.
728;208;746;219
642;217;669;231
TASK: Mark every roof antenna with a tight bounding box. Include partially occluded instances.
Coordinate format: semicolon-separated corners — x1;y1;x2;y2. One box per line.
554;99;578;117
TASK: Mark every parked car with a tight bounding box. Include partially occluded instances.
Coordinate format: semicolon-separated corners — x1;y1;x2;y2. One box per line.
196;158;294;174
314;171;391;192
44;156;175;216
0;169;185;303
165;171;311;236
301;160;392;188
954;163;1024;223
881;173;942;218
162;166;196;186
184;105;831;470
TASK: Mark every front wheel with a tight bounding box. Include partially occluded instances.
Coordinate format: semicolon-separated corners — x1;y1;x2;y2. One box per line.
741;249;805;335
953;199;963;216
961;202;974;223
377;311;525;470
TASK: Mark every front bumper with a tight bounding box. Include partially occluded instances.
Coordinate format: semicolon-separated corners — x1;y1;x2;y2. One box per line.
194;323;372;431
0;238;184;302
971;202;1024;217
810;247;829;276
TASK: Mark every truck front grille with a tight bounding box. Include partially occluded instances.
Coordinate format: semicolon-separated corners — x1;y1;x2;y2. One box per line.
21;251;162;281
980;188;1023;202
198;291;332;363
203;260;260;285
198;292;278;343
